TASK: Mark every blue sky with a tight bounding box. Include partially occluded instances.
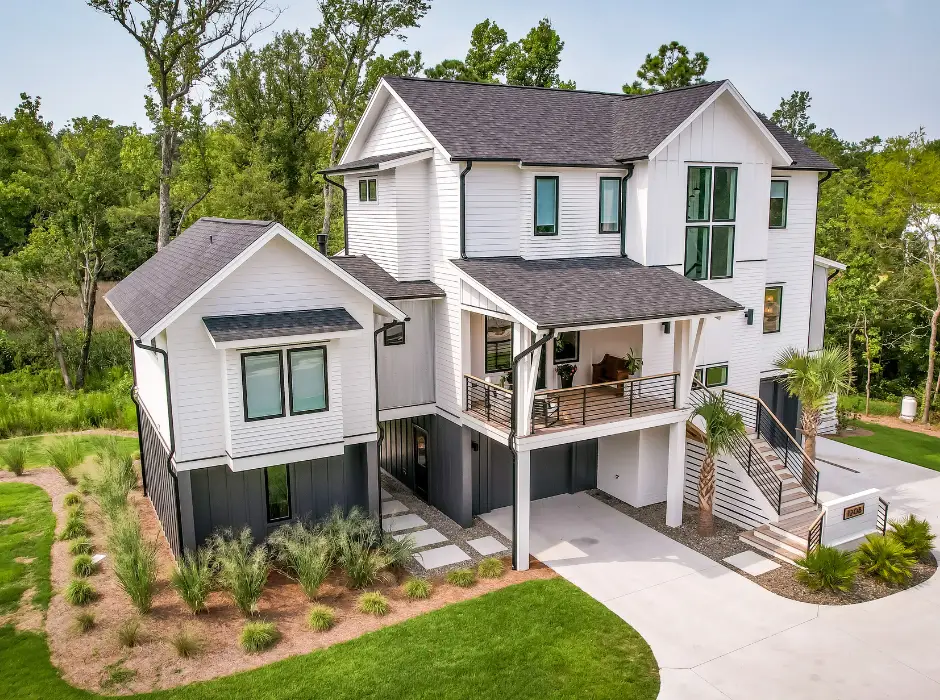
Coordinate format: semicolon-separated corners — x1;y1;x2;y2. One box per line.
2;0;937;142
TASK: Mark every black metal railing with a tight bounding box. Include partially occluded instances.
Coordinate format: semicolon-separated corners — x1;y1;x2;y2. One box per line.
723;390;820;504
807;511;825;556
531;372;679;431
464;375;512;429
876;497;890;535
690;379;784;515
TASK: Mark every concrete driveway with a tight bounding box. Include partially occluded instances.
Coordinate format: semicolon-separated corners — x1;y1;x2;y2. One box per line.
480;437;940;699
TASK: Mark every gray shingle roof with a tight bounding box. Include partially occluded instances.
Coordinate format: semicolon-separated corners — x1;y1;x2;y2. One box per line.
451;256;743;329
319;148;432;174
202;308;362;343
330;255;444;300
106;218;276;338
759;116;838;171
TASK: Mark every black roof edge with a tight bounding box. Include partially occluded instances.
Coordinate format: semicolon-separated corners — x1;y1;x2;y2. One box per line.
385;293;446;301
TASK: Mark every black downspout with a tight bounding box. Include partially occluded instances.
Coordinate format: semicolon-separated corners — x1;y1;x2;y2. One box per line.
322;174;349;255
509;328;555;571
373;318;409;520
129;336;147;496
620;163;635;258
459;160;473;259
818;171;833;187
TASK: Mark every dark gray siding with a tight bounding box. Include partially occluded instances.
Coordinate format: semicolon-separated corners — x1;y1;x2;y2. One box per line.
138;405;182;556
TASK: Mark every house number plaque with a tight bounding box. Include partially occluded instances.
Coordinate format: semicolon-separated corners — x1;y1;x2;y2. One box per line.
843;503;865;520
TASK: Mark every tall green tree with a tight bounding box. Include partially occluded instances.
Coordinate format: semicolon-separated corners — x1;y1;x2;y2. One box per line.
771;90;816;140
88;0;281;250
425;19;511;82
622;41;709;94
504;18;575;89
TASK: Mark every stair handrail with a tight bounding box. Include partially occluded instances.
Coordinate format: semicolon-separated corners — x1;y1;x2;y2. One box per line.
689;378;784;515
806;510;825;556
723;388;814;467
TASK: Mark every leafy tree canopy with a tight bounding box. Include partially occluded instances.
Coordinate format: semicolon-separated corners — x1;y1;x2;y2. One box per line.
622;41;708;94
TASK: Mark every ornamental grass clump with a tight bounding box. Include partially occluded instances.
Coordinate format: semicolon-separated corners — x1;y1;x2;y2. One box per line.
117;618;142;648
209;527;270;616
795;546;858;592
307;604;336;631
357;591;389;616
856;533;917;585
170;628;203;658
108;513;158;613
72;553;96;578
63;492;82;508
171;549;215;614
64;579;95;606
46;438;83;484
73;611;95;634
477;557;505;579
321;506;414;588
269;521;334;599
0;442;28;475
60;510;89;541
90;450;137;519
239;621;279;653
889;514;936;563
446;568;476;588
402;577;432;600
68;537;93;556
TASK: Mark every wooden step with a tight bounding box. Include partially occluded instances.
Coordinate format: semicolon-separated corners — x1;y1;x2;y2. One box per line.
739;531;801;565
781;489;811;503
780;501;818;518
752;525;807;557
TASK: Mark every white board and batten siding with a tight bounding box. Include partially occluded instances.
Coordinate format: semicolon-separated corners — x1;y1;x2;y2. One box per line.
376;300;435;410
133;333;171;446
165;236;377;466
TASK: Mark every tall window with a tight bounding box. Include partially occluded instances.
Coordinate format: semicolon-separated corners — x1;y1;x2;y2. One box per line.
287;347;328;414
553;331;580;363
264;465;291;522
769;180;788;228
598;177;621;233
485;316;513;372
534;176;559;235
358;178;377;202
242;351;284;421
685;166;737;280
764;286;783;333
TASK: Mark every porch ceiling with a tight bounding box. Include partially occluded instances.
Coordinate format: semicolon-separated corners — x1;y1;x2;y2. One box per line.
451;256;742;329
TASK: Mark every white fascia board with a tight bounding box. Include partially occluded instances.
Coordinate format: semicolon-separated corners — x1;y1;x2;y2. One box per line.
340;83;389;164
517;409;691;451
204;329;361;351
814;254;847;271
228;441;346;472
377;149;433;170
450;264;539;331
552;312;728;334
378;403;437;422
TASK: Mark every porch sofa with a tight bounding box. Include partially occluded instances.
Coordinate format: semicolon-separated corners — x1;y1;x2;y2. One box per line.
591;354;632;397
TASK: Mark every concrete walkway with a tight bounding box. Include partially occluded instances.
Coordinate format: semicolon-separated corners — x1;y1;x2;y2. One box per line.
481;437;940;699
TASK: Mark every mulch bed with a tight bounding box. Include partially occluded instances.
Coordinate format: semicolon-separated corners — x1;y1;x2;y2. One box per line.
587;489;938;606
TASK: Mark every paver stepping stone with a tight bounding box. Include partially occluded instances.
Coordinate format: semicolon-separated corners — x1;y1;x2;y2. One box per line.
382;514;427;533
381;499;409;516
395;528;448;548
724;550;781;576
467;536;508;555
413;544;470;569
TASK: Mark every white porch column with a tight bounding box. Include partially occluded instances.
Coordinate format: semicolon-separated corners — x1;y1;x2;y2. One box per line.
514;448;531;571
673;319;690;407
666;421;686;527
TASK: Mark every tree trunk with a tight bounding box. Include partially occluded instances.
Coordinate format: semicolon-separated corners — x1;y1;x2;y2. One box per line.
698;454;716;536
922;305;940;423
801;406;820;493
52;325;73;391
158;128;175;250
75;259;100;390
863;314;871;416
320;116;346;241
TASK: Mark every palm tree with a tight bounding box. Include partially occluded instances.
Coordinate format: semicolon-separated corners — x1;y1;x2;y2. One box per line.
773;346;852;468
691;393;746;536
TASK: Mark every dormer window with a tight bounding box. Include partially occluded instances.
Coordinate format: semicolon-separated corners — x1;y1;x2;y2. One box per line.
358;178;377;202
534;176;559;235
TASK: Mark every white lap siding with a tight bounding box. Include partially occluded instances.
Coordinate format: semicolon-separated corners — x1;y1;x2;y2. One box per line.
376;299;436;410
133;333;171;446
358;97;431;159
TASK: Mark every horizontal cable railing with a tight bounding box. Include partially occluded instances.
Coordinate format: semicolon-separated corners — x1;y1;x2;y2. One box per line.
723;390;820;504
531;372;679;432
690;379;783;515
876;497;890;535
464;375;512;429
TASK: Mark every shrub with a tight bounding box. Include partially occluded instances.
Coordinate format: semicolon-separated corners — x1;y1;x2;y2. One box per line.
856;533;917;585
72;553;96;578
45;437;83;484
63;492;82;507
795;546;858;592
68;537;93;556
117;618;142;648
89;450;137;519
889;514;936;563
402;577;431;600
0;441;28;475
357;591;389;616
446;568;476;588
321;506;409;588
269;521;334;599
307;604;336;632
477;557;505;579
108;514;158;613
340;539;393;589
59;511;89;540
171;549;215;614
170;629;203;658
64;579;95;606
381;532;416;571
239;621;279;653
209;527;270;616
74;611;95;634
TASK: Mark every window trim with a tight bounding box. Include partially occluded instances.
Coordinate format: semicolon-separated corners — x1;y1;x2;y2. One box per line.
763;285;784;334
686;166;712;223
711;166;738;223
708;225;735;280
264;464;292;523
533;175;560;236
553;331;580;364
598;176;622;234
485;315;513;373
241;350;286;422
358;178;377;202
286;346;329;416
769;179;789;229
383;321;406;347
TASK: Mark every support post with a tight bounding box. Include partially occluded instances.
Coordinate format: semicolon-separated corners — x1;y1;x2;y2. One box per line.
666;421;686;527
514;449;531;571
366;440;380;516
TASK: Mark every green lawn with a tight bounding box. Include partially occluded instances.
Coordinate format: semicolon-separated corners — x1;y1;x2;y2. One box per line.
0;482;660;699
0;484;55;614
0;434;138;480
830;420;940;472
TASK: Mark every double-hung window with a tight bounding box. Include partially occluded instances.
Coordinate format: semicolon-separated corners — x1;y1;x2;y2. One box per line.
769;180;788;228
534;176;559;235
287;347;328;414
358;178;377;202
242;351;285;421
485;316;513;372
764;286;783;333
598;177;621;233
241;346;329;421
685;166;737;281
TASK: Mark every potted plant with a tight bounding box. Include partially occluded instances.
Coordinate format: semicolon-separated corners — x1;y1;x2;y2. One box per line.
622;349;643;377
555;363;577;389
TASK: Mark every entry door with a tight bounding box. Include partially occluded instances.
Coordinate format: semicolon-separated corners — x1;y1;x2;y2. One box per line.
413;425;429;502
759;378;801;440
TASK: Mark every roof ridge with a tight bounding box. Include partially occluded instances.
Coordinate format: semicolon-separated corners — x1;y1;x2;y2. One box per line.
197;217;275;226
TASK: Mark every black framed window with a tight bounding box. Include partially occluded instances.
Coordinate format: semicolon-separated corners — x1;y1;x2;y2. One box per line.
710;226;735;279
264;464;291;522
598;177;621;233
553;331;580;364
712;167;737;221
694;368;704;385
769;180;788;228
358;178;377;202
684;226;709;281
534;176;559;235
287;346;328;415
704;364;729;387
684;165;737;280
383;321;405;346
764;286;783;334
241;351;285;421
686;167;712;222
485;316;513;373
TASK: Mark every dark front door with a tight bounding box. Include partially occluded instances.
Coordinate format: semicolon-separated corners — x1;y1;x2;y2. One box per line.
759;377;801;440
413;425;429;502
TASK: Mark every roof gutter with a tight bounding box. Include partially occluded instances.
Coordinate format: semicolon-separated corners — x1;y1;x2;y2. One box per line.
459;160;472;260
509;327;555;571
322;174;348;255
620;163;635;258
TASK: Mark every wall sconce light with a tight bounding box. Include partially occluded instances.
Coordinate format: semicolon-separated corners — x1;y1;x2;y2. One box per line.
745;308;754;325
662;321;671;334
